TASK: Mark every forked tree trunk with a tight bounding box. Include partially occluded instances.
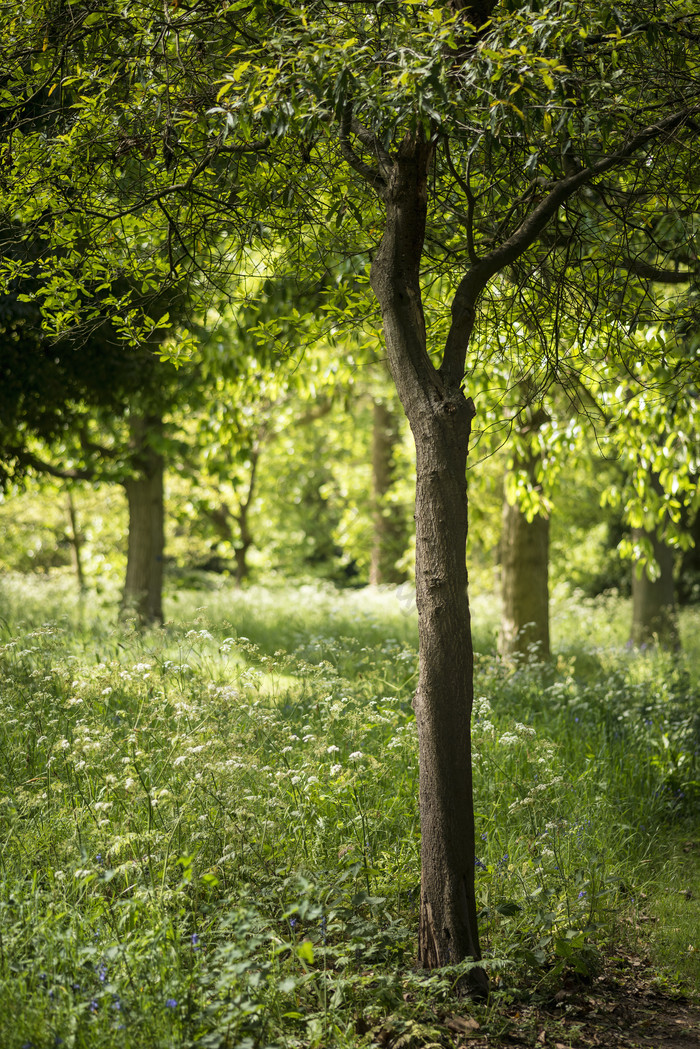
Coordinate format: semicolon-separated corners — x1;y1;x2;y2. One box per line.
631;526;680;650
121;415;165;624
369;144;487;995
370;398;409;585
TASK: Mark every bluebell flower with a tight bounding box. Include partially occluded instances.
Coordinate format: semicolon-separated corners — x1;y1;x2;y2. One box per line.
165;998;177;1009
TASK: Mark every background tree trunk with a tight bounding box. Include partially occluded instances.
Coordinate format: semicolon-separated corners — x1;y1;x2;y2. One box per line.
370;398;408;585
630;526;680;649
65;490;86;592
121;415;165;624
234;445;260;586
499;483;550;661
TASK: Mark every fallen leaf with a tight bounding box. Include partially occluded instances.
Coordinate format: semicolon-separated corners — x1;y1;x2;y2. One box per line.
537;1032;546;1044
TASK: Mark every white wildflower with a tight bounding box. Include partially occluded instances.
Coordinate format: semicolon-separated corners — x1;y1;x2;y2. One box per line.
498;732;519;746
514;722;536;736
326;745;340;754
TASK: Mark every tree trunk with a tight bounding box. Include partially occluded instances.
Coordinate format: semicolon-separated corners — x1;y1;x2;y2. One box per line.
121;415;165;624
65;490;86;592
499;495;550;660
369;143;487;995
499;449;551;660
370;398;408;585
412;406;484;979
234;444;260;586
630;527;679;650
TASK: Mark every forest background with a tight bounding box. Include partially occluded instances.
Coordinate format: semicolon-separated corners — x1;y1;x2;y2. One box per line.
1;0;700;1045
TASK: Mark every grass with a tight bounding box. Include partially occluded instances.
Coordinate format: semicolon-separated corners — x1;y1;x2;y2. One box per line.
0;572;698;1048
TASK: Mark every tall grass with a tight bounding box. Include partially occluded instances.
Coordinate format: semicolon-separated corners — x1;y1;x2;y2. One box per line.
0;575;697;1048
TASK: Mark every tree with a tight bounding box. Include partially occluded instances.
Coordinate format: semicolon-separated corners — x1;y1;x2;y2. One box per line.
4;0;700;991
370;381;412;586
601;330;700;650
0;268;198;621
499;404;551;660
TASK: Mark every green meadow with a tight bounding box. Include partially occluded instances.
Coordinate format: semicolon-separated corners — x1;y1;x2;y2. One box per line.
1;575;698;1048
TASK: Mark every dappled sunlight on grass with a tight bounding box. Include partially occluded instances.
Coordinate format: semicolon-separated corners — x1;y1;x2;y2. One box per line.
0;575;697;1047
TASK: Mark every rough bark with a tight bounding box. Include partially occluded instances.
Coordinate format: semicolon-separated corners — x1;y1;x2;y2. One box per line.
369;143;487;994
370;398;409;585
631;526;680;650
411;405;484;980
121;415;165;624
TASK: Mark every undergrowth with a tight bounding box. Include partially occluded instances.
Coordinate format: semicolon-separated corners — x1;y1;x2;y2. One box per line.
0;575;697;1048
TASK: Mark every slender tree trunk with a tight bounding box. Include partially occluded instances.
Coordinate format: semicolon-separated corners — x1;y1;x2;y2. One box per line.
121;415;165;624
369;143;487;995
370;398;408;585
412;406;483;976
499;444;550;660
65;490;86;592
499;495;550;659
234;445;259;586
631;527;679;650
678;503;700;604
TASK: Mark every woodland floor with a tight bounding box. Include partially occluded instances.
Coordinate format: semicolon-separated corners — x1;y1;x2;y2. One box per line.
481;955;700;1049
376;954;700;1049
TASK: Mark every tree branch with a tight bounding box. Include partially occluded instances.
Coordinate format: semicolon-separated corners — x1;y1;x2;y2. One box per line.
623;257;695;284
339;103;387;192
8;449;97;482
439;106;697;386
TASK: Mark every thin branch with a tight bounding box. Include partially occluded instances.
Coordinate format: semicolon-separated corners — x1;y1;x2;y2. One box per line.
8;449;97;482
623;257;695;284
439;105;697;386
339;103;387;192
443;136;478;265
